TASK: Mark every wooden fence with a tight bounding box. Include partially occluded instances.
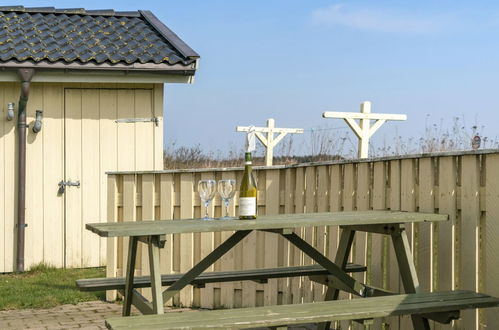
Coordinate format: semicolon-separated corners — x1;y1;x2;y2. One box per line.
106;150;499;329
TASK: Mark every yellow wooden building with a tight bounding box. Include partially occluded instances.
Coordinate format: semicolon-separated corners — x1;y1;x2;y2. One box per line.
0;6;199;272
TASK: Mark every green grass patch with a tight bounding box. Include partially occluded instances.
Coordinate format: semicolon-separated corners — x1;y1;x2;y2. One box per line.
0;263;106;310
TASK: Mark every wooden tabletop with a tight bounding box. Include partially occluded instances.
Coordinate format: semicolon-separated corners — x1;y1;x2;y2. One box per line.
86;210;448;238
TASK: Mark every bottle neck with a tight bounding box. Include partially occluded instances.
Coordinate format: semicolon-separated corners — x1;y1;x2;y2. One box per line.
244;152;253;166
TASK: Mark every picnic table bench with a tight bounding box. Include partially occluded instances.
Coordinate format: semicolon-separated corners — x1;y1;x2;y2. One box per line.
81;210;499;329
77;263;366;292
105;290;499;329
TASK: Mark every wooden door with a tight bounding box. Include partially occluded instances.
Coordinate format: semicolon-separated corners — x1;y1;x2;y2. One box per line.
64;88;156;268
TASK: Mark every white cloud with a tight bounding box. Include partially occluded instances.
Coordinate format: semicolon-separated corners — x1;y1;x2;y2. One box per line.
311;4;448;34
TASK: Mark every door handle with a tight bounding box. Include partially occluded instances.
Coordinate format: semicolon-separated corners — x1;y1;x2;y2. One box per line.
58;180;80;194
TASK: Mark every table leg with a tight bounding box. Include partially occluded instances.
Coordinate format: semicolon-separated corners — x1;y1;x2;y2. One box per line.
391;225;431;330
148;235;164;314
318;228;355;330
123;236;138;316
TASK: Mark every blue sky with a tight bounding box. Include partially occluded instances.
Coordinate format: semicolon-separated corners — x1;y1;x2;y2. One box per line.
20;1;499;154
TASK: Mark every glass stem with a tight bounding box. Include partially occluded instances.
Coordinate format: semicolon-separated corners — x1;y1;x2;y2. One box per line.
224;199;229;217
204;201;209;219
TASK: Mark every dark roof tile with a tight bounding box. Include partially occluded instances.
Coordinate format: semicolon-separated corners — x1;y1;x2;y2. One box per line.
0;6;198;66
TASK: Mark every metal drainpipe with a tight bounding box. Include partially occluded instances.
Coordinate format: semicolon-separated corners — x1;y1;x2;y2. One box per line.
16;68;34;272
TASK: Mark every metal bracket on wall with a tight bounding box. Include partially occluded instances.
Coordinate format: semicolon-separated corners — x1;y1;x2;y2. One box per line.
115;117;159;126
58;180;80;195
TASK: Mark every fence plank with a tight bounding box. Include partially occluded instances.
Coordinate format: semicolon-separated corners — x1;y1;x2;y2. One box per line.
179;173;194;306
106;175;119;301
485;154;499;328
264;169;280;305
122;174;137;289
460;155;480;329
303;166;316;303
417;158;434;293
293;167;305;304
315;166;329;302
219;171;236;309
140;174;155;300
371;161;386;329
342;163;355;329
436;156;457;330
283;168;296;305
388;160;401;330
400;158;416;329
160;173;174;306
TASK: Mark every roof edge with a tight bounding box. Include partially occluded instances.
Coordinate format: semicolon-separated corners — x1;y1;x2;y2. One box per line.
139;10;200;59
0;59;197;75
0;6;141;17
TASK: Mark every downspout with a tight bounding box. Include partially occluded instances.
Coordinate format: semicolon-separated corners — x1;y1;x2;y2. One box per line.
16;68;34;272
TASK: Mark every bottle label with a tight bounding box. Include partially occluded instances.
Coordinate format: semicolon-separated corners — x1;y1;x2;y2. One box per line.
239;197;256;216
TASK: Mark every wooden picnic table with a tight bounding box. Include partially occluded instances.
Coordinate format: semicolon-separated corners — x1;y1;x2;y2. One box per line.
86;210;448;329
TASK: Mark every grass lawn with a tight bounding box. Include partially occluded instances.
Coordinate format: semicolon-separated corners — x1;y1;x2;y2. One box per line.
0;264;106;310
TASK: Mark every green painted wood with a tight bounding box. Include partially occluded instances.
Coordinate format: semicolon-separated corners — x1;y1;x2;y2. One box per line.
105;290;499;329
148;236;164;314
391;225;430;329
123;237;138;316
87;211;448;238
77;263;367;292
319;228;355;330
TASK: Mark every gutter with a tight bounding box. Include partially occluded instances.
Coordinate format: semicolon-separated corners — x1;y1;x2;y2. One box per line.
16;68;34;272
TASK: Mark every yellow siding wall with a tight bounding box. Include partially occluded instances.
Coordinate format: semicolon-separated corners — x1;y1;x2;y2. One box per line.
0;82;164;272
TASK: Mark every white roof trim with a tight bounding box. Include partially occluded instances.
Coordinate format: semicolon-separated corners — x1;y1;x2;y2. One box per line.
0;71;194;83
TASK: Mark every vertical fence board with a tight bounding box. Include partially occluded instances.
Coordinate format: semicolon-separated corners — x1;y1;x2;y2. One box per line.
219;171;236;309
485;154;499;328
315;166;329;302
303;166;316;303
293;167;305;304
355;163;370;330
400;159;416;329
160;173;174;306
417;158;434;293
371;161;386;329
342;163;355;329
327;165;341;259
264;169;280;305
283;168;296;305
388;160;401;330
460;155;480;329
437;156;457;330
122;174;137;286
179;173;194;306
140;174;155;300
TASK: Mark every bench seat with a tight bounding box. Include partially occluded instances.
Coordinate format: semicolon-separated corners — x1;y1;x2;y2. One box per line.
77;263;366;292
105;290;499;329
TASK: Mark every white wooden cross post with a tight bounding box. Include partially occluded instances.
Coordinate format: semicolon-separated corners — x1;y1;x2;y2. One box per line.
236;118;304;166
323;101;407;158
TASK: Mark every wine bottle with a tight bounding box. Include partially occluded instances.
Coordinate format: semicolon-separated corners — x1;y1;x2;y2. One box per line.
239;152;257;219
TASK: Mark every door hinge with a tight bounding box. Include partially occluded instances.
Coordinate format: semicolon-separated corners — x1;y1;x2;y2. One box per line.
115;117;159;126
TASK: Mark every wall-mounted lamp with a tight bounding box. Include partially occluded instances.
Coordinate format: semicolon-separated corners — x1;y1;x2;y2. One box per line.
6;103;14;121
32;110;43;133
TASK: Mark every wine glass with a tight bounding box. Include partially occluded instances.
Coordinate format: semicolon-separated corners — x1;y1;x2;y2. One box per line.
198;180;217;220
218;179;236;219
